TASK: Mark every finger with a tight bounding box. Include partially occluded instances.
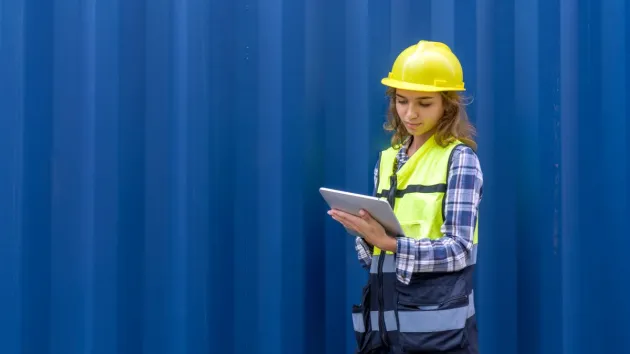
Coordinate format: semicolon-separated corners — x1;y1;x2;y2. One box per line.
359;212;377;231
359;209;371;219
335;209;360;220
329;209;351;220
331;214;353;230
332;212;362;232
337;219;358;234
331;209;351;217
333;214;355;230
334;210;360;225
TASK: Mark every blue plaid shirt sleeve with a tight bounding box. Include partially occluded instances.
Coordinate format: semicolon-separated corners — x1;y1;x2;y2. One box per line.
355;237;373;270
395;145;483;285
353;155;382;270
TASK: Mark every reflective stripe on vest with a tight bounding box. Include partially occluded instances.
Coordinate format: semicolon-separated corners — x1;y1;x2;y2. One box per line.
352;291;476;333
372;136;478;256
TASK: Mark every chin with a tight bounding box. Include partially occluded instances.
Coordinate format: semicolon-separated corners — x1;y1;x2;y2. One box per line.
409;129;426;136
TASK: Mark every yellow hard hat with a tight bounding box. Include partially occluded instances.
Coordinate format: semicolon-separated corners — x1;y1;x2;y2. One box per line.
381;40;465;92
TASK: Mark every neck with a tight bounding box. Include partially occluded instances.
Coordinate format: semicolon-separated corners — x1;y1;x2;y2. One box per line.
407;129;435;156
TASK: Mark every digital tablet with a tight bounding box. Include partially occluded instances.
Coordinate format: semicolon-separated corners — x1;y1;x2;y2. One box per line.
319;187;405;237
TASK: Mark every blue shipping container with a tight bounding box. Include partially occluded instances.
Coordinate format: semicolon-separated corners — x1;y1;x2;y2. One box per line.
0;0;628;353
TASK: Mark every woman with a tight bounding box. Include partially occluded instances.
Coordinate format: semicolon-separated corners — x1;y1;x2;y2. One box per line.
328;40;483;353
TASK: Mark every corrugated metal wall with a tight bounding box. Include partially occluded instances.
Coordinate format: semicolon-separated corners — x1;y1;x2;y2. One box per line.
0;0;628;353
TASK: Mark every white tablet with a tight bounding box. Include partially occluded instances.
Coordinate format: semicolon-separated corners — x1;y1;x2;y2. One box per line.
319;187;405;237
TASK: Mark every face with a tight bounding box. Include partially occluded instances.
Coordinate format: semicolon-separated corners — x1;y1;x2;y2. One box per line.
395;89;444;137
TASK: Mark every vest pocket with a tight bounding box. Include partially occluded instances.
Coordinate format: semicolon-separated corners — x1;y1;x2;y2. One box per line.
396;293;470;352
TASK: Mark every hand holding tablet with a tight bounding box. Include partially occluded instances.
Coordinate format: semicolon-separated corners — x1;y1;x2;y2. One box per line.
319;187;405;237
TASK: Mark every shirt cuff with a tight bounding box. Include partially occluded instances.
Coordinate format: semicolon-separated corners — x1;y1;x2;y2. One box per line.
395;237;417;285
355;237;373;268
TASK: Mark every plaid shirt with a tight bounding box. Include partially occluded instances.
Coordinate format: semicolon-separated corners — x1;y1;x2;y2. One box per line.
355;141;483;285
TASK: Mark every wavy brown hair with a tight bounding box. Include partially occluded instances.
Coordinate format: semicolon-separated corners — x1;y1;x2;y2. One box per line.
384;87;477;151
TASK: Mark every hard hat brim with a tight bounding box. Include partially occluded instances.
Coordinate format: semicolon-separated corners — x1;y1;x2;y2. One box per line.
381;78;465;92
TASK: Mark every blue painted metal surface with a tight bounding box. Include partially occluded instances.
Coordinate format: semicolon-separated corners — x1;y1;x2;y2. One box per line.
0;0;628;353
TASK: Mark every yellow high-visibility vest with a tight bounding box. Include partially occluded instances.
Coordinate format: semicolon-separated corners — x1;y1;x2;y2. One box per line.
373;135;479;256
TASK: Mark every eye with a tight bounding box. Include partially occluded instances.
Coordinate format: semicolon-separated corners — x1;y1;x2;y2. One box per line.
396;99;408;105
420;103;432;107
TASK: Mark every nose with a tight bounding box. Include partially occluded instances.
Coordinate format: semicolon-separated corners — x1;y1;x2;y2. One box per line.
404;107;419;120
